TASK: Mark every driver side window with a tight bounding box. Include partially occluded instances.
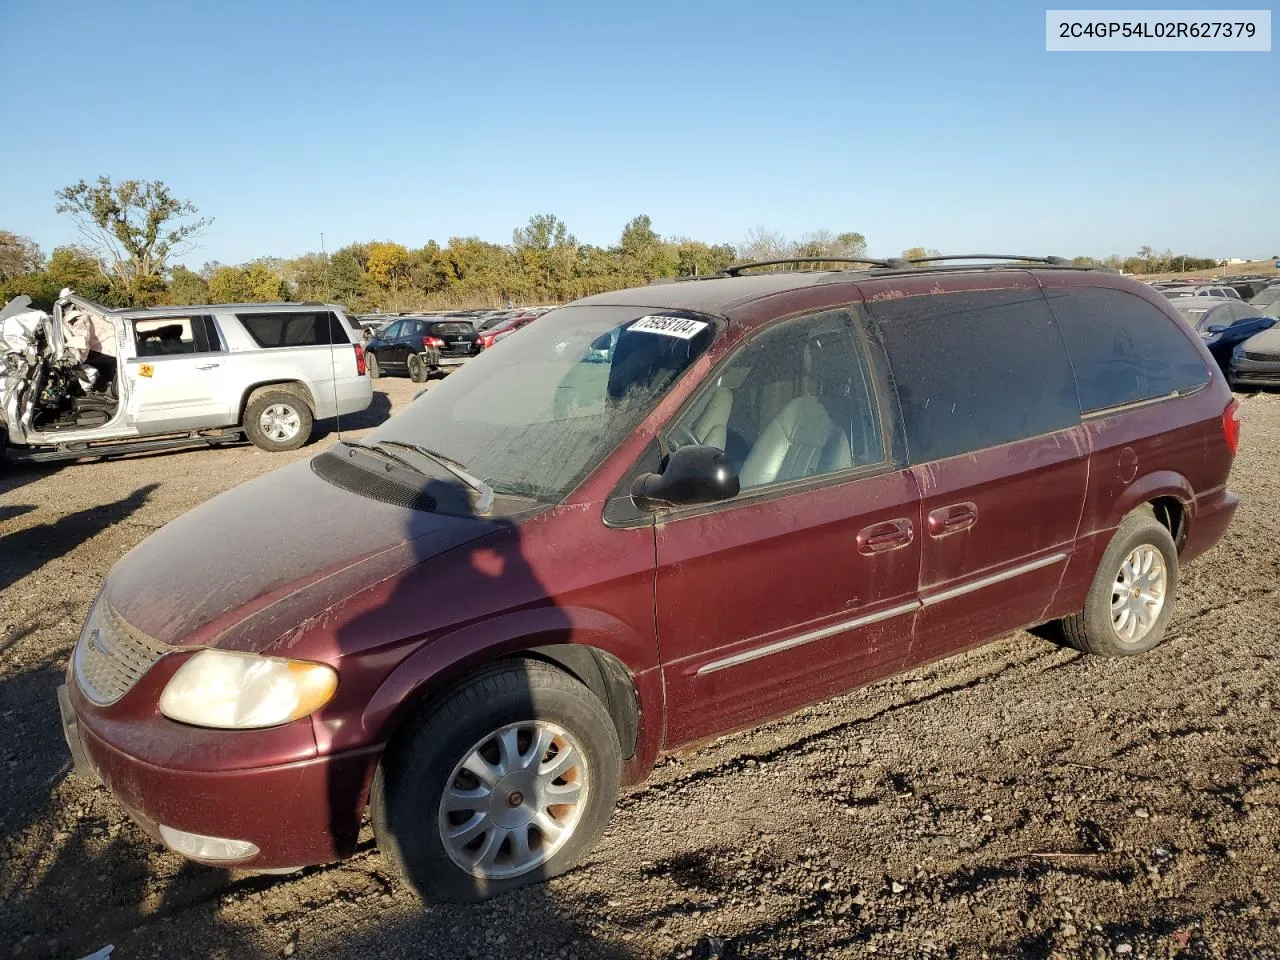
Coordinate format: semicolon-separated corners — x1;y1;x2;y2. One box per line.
669;309;884;491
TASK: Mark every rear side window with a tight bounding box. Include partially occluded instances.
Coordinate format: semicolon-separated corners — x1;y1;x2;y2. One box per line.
134;315;219;356
868;289;1080;463
1046;288;1210;412
236;311;351;348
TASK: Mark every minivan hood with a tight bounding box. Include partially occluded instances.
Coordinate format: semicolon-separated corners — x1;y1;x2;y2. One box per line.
107;456;495;651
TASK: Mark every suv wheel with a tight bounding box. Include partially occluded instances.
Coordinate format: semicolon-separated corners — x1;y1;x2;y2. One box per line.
1058;510;1179;656
366;352;382;379
407;354;428;383
372;660;621;902
243;389;313;452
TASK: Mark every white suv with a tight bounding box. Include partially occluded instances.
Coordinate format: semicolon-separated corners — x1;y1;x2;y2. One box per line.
0;292;373;462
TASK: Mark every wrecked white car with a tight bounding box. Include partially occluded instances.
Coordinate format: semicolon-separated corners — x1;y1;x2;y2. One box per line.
0;292;373;463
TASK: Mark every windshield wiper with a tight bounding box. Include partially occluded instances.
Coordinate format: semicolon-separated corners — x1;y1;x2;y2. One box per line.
373;440;494;516
342;439;426;474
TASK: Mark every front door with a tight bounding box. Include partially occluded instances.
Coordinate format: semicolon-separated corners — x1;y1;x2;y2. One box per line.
654;307;921;748
128;315;229;431
864;285;1089;665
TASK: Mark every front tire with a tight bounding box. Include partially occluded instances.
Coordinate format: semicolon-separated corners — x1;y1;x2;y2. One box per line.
372;660;621;902
243;390;313;452
1058;510;1179;656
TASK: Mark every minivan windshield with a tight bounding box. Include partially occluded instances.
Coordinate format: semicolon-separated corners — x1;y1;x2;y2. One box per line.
367;305;717;500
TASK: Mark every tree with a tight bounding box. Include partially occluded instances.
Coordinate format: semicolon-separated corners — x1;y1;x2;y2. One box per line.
55;176;210;285
738;227;791;264
245;263;286;301
326;248;369;308
366;241;411;290
207;266;253;303
0;231;43;280
513;214;574;252
282;253;330;301
168;265;209;304
901;246;941;261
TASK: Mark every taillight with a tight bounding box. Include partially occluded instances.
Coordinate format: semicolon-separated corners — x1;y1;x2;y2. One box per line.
1222;397;1242;455
423;336;445;348
353;343;366;376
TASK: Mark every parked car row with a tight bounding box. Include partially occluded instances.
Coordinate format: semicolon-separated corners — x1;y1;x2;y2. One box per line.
1147;276;1280;390
363;306;554;381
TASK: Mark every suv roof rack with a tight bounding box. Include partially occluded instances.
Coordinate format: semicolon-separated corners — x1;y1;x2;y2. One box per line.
905;254;1070;266
721;256;904;276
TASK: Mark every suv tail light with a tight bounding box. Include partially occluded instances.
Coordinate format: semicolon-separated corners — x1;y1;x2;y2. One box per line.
423;336;445;348
1222;397;1242;455
353;343;366;376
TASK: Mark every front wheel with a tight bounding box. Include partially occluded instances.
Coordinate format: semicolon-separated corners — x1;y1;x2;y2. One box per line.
1058;510;1179;656
372;660;621;902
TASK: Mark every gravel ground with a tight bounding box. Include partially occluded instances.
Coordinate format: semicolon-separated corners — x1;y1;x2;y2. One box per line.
2;377;1277;960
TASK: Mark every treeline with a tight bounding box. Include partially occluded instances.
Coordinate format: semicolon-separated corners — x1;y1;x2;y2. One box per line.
1068;248;1220;274
0;174;1233;315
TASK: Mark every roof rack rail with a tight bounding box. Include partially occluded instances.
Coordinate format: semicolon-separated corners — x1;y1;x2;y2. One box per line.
721;256;901;277
905;254;1070;266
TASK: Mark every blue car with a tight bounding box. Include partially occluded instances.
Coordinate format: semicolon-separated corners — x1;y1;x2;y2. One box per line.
1171;297;1276;374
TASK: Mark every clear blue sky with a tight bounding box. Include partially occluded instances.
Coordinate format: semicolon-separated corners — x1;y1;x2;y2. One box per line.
2;0;1275;265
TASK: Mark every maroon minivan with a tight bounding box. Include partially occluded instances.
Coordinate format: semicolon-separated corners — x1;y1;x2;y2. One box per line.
59;256;1241;901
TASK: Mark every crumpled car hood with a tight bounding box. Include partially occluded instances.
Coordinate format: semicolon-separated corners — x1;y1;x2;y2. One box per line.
106;456;496;651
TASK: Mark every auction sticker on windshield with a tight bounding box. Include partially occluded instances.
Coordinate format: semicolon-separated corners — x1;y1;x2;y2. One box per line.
628;315;709;339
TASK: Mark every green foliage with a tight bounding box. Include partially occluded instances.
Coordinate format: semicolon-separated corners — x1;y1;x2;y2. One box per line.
205;263;286;303
54;176;209;283
1121;247;1218;274
168;265;209;305
0;272;63;311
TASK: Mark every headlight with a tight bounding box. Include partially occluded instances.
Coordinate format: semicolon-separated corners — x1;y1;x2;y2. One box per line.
159;650;337;729
1233;343;1245;360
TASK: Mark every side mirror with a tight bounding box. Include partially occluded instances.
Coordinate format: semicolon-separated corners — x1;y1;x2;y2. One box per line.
1207;324;1228;334
632;444;739;511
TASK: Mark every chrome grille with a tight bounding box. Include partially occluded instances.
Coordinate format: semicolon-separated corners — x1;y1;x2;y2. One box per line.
73;602;170;705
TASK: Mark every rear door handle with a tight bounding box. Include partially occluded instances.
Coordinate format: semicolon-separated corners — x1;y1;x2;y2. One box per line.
856;518;914;555
195;362;221;370
927;502;978;537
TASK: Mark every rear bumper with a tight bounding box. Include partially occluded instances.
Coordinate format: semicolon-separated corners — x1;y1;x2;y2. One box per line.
1183;484;1240;564
60;682;381;869
318;375;374;419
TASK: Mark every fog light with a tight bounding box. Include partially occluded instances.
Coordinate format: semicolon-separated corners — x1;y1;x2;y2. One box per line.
158;824;259;861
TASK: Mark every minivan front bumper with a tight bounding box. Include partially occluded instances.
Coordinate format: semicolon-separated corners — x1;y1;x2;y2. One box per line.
60;676;381;870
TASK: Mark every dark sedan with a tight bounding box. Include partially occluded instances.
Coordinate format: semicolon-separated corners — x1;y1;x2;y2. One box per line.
364;317;479;381
1171;297;1275;374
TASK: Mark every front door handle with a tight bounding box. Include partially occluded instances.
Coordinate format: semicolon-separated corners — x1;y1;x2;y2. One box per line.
927;502;978;537
195;362;221;370
856;518;914;555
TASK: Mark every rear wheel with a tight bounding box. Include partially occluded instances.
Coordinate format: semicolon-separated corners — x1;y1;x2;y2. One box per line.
1058;510;1179;656
243;389;313;452
366;351;382;379
372;660;621;902
407;354;428;383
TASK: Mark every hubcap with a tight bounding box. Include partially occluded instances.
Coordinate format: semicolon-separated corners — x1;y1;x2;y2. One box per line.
1112;544;1166;642
438;721;589;880
258;403;301;442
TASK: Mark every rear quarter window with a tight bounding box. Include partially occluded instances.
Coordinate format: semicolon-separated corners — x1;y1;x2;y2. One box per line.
867;288;1081;463
236;311;350;348
1045;287;1210;412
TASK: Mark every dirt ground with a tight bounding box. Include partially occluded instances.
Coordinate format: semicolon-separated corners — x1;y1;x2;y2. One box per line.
2;375;1277;960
